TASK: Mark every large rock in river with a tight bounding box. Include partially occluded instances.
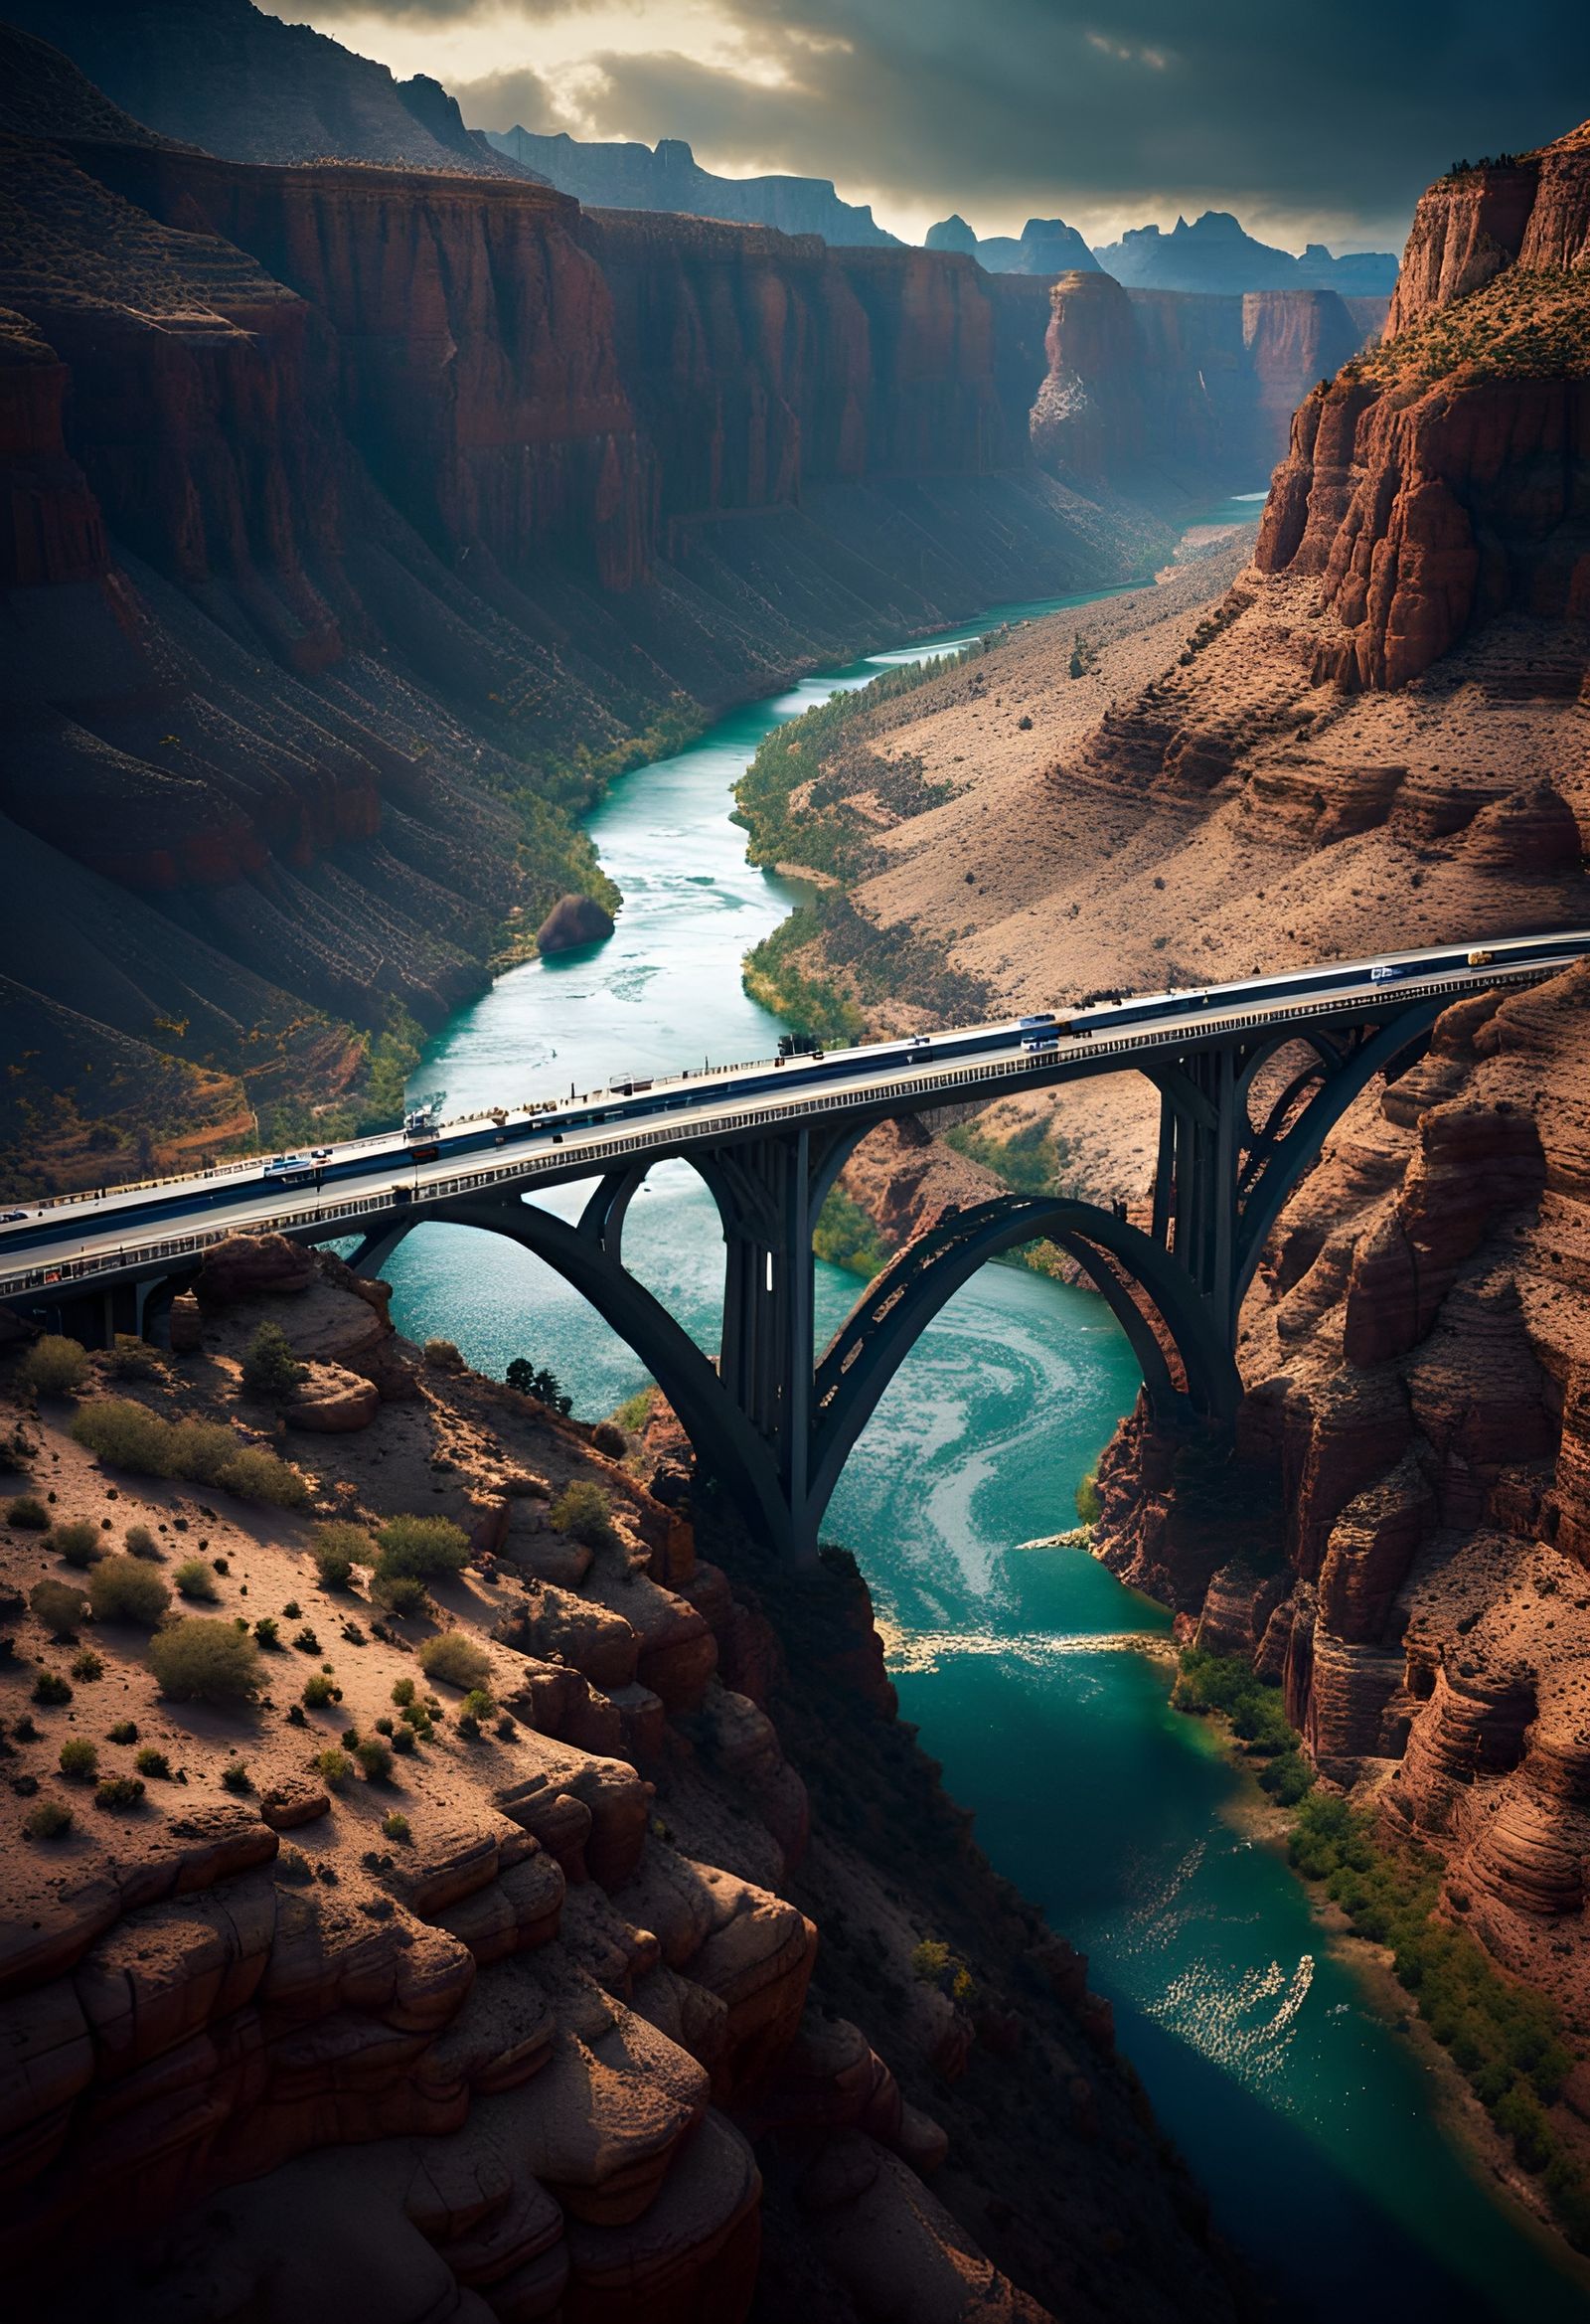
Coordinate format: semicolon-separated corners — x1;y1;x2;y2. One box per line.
537;893;614;953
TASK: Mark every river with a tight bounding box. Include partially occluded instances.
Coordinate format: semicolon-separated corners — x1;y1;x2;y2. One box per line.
382;545;1589;2324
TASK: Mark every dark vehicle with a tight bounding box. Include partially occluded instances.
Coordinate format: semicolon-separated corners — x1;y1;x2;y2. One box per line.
408;1141;441;1164
777;1034;824;1060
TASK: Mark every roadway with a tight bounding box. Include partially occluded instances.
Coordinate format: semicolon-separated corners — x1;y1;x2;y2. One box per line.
4;927;1587;1305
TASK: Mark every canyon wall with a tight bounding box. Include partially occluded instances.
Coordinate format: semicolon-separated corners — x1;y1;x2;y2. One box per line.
1256;121;1590;688
1032;269;1379;491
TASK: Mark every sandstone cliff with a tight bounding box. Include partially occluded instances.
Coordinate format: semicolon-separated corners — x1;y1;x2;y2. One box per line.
0;1241;1238;2323
1034;270;1379;490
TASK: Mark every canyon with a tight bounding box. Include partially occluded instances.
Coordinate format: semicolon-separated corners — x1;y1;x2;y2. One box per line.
735;113;1590;2217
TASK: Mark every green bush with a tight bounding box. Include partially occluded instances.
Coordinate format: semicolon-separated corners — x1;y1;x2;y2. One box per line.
215;1444;309;1509
148;1617;261;1705
59;1739;98;1782
165;1419;237;1483
134;1746;171;1778
252;1616;280;1650
422;1339;465;1373
310;1521;374;1589
94;1775;145;1812
373;1573;429;1617
221;1759;251;1794
240;1322;306;1400
418;1631;491;1693
374;1515;471;1579
1258;1749;1317;1805
549;1480;615;1549
355;1737;394;1783
390;1722;416;1755
88;1556;171;1628
173;1558;220;1602
29;1578;87;1638
107;1720;137;1744
105;1334;161;1380
21;1335;89;1397
50;1521;105;1570
315;1745;353;1791
25;1797;73;1840
32;1670;72;1705
71;1400;176;1475
460;1686;495;1721
6;1494;50;1530
382;1810;411;1843
70;1649;103;1681
1074;1474;1102;1527
124;1524;160;1559
391;1677;415;1706
302;1671;341;1709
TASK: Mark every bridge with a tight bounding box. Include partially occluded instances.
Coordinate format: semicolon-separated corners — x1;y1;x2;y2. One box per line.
4;929;1584;1559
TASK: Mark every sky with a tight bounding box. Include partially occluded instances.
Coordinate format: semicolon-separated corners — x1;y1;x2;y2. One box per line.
269;0;1590;252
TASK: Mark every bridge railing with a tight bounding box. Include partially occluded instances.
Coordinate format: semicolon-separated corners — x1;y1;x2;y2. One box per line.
0;960;1555;1304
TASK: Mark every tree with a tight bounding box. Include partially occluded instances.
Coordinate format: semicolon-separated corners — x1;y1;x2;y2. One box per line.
505;1357;572;1415
241;1322;305;1401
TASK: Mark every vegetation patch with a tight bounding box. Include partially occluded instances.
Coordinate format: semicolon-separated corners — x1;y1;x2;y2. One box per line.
812;1187;890;1278
149;1617;262;1705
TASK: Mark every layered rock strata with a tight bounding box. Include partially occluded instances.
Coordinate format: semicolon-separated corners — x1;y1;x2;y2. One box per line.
0;1239;1238;2323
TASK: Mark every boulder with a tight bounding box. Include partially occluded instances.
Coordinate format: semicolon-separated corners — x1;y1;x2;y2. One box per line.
286;1361;380;1433
536;894;614;953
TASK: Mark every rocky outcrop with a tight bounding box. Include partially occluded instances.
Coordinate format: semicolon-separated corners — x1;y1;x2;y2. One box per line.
0;1243;1239;2323
926;215;1100;276
537;894;615;953
1256;117;1590;689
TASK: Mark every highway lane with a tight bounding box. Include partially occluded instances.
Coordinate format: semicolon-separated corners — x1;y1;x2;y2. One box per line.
4;927;1588;1301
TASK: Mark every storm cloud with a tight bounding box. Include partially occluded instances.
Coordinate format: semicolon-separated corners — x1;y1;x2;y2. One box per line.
307;0;1590;247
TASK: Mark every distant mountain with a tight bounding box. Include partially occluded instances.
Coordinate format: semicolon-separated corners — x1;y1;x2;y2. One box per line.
486;127;900;246
1090;210;1398;295
2;0;539;175
925;214;1099;274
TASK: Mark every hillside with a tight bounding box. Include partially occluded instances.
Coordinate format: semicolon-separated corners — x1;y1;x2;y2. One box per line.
0;1237;1240;2323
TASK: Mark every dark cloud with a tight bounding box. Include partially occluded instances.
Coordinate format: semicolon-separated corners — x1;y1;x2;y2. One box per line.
439;0;1590;246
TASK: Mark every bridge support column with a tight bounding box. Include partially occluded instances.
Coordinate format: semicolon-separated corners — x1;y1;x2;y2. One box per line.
1150;1048;1242;1350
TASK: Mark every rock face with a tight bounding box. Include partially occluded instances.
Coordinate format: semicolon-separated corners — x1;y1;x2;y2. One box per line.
1092;210;1398;297
1256;118;1590;688
925;215;1100;275
1034;270;1377;488
536;894;615;953
0;1241;1239;2324
488;127;900;248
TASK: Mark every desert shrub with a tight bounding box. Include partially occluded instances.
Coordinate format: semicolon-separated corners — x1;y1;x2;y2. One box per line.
292;1625;321;1653
1074;1473;1102;1526
71;1400;177;1474
391;1677;415;1707
460;1687;495;1722
375;1716;394;1736
165;1419;237;1483
88;1556;171;1628
107;1720;137;1744
124;1524;160;1559
390;1723;415;1755
282;1600;300;1619
148;1617;261;1705
373;1573;429;1617
221;1759;251;1794
32;1671;72;1705
302;1671;341;1709
456;1709;481;1740
29;1578;87;1638
422;1339;465;1373
1258;1749;1317;1805
215;1445;309;1509
94;1775;145;1812
105;1334;161;1380
253;1617;280;1650
70;1649;103;1681
310;1521;373;1589
418;1631;490;1692
355;1737;394;1783
21;1335;89;1397
382;1810;411;1843
134;1746;171;1778
241;1322;306;1400
590;1419;627;1459
315;1746;353;1791
50;1521;104;1570
374;1515;471;1580
549;1480;615;1548
59;1739;98;1782
173;1558;219;1603
7;1495;50;1530
24;1797;73;1840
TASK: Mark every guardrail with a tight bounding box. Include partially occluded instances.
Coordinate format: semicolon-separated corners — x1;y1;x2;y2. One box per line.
0;958;1555;1305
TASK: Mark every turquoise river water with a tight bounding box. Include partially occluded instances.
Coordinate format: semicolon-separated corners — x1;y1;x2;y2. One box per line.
383;537;1589;2322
